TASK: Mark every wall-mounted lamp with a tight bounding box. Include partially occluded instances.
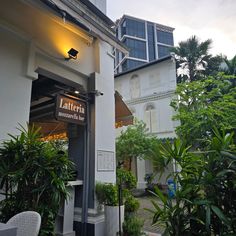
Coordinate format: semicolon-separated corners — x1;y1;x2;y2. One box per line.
65;48;78;61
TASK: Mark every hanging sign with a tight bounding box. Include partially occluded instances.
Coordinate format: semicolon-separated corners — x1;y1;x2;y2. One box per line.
55;94;86;125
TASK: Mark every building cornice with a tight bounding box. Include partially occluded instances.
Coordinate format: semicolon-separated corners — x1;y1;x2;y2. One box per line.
61;0;128;53
115;55;172;77
125;90;175;105
38;0;128;53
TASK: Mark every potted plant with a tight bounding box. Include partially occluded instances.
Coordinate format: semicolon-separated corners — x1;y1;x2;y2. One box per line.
123;192;144;236
95;182;124;236
124;195;139;217
123;216;145;236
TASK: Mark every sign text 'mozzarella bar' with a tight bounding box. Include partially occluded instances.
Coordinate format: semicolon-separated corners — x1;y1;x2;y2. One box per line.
55;94;86;125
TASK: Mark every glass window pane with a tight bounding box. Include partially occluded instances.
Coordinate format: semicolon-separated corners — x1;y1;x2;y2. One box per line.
158;45;171;58
124;38;146;60
125;19;145;38
156;30;174;45
147;23;155;61
122;59;145;71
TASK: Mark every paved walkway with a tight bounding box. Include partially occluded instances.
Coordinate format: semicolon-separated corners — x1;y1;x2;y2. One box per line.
136;196;163;236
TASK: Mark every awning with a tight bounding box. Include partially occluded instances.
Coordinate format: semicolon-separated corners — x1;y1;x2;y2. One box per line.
115;91;133;128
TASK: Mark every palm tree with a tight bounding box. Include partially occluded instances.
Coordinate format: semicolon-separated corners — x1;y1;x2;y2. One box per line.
224;55;236;75
171;35;212;82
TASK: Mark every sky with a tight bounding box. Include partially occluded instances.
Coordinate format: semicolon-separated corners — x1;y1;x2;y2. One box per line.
107;0;236;59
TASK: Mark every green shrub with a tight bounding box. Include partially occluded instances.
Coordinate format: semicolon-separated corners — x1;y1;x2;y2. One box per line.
123;216;145;236
95;182;118;206
96;169;137;207
124;195;140;215
147;129;236;235
116;168;137;190
0;124;75;236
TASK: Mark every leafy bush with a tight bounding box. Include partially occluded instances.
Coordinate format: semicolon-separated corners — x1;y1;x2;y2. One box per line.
171;73;236;147
116;120;154;170
0;124;75;235
123;216;145;236
116;168;137;190
95;182;118;206
147;129;236;235
124;195;140;215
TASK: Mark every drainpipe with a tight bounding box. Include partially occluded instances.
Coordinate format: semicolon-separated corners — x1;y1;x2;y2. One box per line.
81;98;90;236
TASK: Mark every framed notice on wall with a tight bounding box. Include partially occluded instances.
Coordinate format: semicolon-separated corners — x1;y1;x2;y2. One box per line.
97;150;115;172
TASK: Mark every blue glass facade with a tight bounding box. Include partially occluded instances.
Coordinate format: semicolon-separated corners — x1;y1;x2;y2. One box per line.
147;23;155;61
156;30;174;45
122;59;145;72
158;45;171;58
116;16;174;73
124;38;146;60
121;18;145;39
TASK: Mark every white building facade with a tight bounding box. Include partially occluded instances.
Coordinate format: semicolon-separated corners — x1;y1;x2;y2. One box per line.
115;56;178;188
0;0;127;235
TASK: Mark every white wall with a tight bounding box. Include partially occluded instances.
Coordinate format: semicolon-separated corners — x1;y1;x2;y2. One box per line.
115;59;176;139
95;40;116;183
0;0;116;183
115;59;177;187
116;60;176;99
0;28;32;142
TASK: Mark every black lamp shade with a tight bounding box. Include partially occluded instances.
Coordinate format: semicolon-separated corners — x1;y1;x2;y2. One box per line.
67;48;78;59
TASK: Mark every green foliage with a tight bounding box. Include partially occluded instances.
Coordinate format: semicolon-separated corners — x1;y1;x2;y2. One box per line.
145;139;170;174
171;35;212;82
96;169;137;208
147;130;236;235
95;182;118;206
171;73;236;147
144;173;155;186
224;55;236;75
0;124;75;236
116;168;137;190
116;120;154;170
123;216;145;236
49;139;68;152
118;170;143;234
203;55;224;76
124;195;140;215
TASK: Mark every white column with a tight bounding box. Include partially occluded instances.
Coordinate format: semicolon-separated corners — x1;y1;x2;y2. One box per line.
136;158;146;189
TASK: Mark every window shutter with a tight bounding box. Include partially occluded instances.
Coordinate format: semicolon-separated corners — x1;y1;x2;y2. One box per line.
150;109;158;133
144;110;151;132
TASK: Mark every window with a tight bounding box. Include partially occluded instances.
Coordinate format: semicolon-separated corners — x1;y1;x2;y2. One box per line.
144;104;157;133
125;18;145;38
130;75;140;99
122;59;145;72
124;38;146;60
156;30;174;45
158;45;171;58
121;20;126;37
147;23;156;61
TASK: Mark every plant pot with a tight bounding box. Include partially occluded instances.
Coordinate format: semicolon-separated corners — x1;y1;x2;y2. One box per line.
104;205;124;236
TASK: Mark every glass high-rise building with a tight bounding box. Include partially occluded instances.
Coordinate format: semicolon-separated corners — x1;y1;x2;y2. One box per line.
115;15;174;73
